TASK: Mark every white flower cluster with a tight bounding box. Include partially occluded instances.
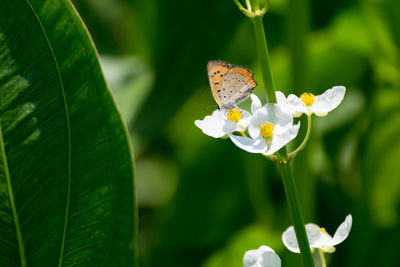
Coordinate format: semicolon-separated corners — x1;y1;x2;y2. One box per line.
243;215;352;267
195;86;345;156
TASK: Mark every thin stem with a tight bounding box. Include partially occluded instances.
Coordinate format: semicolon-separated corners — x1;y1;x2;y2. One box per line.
251;16;276;102
233;0;249;14
288;114;312;159
287;0;310;92
262;153;278;162
251;0;260;10
245;0;252;11
278;163;315;267
318;249;327;267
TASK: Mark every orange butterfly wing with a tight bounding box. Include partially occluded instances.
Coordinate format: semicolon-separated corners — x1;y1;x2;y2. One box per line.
207;60;232;107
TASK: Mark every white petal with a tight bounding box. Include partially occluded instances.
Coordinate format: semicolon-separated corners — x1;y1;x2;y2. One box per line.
237;110;252;131
304;223;324;247
332;214;352;246
282;216;351;254
194;110;235;138
249;104;293;139
243;245;274;267
248;111;264;139
194;117;226;138
251;94;263;114
276;91;297;116
311;86;346;116
282;226;300;253
213;109;227;119
287;94;308;117
265;122;300;155
258;251;281;267
282;223;327;253
229;135;267;154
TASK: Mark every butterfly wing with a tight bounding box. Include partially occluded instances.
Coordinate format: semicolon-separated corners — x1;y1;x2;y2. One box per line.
220;66;257;109
207;60;233;107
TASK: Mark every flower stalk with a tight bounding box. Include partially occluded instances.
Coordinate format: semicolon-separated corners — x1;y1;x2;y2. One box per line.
288;114;312;159
243;3;315;266
318;249;327;267
251;16;276;102
278;163;315;267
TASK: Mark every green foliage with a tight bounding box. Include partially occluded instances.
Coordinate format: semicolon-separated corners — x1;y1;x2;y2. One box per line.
70;0;400;266
0;0;136;266
1;0;398;266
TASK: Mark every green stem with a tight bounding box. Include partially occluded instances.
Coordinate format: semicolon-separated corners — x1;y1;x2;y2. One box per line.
251;16;276;102
318;249;327;267
245;0;252;11
278;163;315;267
288;114;312;159
287;0;310;92
251;0;260;10
233;0;249;14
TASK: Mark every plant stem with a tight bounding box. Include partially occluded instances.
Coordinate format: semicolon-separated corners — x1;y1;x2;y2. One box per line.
251;0;260;10
251;16;276;102
278;163;315;267
233;0;249;14
287;0;310;92
318;249;327;267
288;114;312;159
245;0;252;11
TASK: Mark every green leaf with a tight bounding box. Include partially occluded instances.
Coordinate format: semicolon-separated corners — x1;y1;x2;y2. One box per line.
0;1;136;266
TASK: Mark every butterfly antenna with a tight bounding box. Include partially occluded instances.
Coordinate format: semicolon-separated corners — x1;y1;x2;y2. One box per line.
204;104;218;110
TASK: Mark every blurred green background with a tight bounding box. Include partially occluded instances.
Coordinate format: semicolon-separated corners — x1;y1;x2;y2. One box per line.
72;0;399;266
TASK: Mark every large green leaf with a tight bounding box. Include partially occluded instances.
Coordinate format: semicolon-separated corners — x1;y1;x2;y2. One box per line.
0;0;136;266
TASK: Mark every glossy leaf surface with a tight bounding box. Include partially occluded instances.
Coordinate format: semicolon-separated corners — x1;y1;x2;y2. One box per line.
0;0;136;266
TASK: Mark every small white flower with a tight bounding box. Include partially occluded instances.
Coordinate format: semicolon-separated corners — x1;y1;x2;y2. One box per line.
276;86;346;117
195;108;251;138
229;95;300;155
282;214;352;253
243;245;281;267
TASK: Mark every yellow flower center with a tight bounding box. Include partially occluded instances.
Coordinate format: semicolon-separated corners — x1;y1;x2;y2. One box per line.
259;122;274;138
320;227;328;235
226;108;242;123
300;92;315;106
311;227;328;235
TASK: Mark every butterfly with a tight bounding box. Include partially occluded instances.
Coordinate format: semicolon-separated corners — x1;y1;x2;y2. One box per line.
207;60;257;110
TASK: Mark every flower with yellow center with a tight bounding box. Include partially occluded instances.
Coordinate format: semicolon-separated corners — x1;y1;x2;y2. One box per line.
282;214;352;254
300;92;315;106
276;86;346;117
243;245;281;267
259;122;274;138
228;99;300;155
195;108;251;138
320;227;328;235
226;108;242;123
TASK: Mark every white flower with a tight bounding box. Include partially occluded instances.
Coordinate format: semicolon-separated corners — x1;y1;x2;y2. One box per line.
229;95;300;155
276;86;346;117
282;214;352;253
195;108;251;138
243;245;281;267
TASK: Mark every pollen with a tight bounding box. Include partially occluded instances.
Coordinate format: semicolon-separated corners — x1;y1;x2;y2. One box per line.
226;109;242;123
259;121;274;138
320;227;328;235
300;92;315;106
